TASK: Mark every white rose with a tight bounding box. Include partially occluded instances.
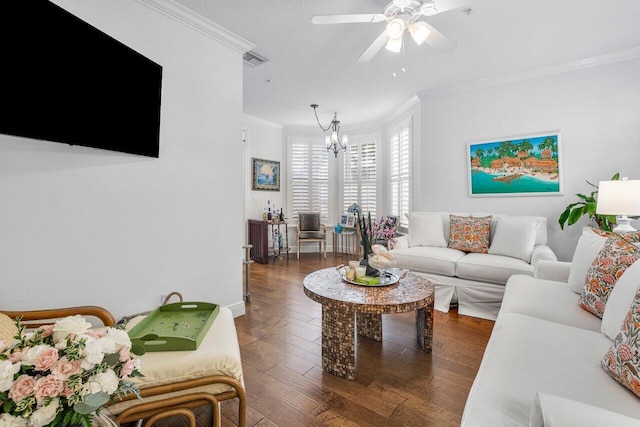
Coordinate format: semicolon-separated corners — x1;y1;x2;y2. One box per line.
0;413;28;427
53;315;92;343
0;360;22;392
80;339;104;370
95;336;116;355
27;398;59;427
106;328;131;350
83;370;119;396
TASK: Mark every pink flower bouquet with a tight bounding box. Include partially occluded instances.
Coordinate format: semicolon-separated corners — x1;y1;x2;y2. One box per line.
0;315;142;427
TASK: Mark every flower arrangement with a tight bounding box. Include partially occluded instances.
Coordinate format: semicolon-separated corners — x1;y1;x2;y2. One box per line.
0;315;142;427
357;212;397;256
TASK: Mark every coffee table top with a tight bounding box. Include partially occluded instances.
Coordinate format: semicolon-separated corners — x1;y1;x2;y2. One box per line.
303;267;434;314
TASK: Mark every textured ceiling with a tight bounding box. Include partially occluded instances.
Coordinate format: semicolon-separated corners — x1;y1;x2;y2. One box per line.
174;0;640;127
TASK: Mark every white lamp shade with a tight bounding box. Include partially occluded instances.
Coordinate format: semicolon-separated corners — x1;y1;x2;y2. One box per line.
342;135;348;146
596;180;640;216
386;18;405;39
385;37;403;52
409;21;431;45
325;135;331;146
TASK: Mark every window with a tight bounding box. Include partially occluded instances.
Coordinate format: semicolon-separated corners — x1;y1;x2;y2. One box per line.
389;119;411;227
344;136;377;218
289;139;329;222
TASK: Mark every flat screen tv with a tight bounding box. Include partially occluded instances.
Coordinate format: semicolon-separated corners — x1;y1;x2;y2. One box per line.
0;0;162;157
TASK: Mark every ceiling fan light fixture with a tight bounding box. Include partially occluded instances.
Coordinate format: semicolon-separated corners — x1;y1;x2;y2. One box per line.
385;36;403;53
392;0;413;10
409;21;431;45
385;18;405;39
420;2;438;16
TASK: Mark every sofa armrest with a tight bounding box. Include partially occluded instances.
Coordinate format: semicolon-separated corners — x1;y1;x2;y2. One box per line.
391;235;409;250
534;260;571;282
530;244;557;265
530;392;640;427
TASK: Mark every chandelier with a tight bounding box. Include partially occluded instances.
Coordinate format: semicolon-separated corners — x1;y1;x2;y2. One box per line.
311;104;348;157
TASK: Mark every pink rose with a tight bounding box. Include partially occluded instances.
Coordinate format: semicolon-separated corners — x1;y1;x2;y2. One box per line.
8;347;28;363
9;374;37;402
85;330;106;339
50;357;81;379
118;346;131;363
119;358;139;378
38;325;55;338
34;375;64;401
35;347;59;371
60;382;75;398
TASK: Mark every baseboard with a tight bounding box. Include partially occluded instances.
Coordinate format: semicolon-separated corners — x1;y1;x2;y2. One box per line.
226;300;246;318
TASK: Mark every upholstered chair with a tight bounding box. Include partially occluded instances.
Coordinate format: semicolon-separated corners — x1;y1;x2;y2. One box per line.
296;212;327;259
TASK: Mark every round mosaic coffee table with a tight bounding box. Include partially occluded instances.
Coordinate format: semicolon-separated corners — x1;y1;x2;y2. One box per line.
303;267;435;380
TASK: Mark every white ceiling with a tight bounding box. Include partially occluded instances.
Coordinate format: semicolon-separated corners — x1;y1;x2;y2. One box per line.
174;0;640;127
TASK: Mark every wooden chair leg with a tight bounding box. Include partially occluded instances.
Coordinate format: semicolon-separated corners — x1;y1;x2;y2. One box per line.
297;241;300;259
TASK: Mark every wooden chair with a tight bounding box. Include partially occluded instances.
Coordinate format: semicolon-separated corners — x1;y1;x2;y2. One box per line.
1;306;246;427
296;212;327;259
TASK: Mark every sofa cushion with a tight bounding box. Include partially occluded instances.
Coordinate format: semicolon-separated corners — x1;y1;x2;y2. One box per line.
580;233;640;318
488;216;539;262
391;246;466;276
602;284;640;399
473;213;548;246
448;215;492;253
567;227;609;294
500;274;602;332
406;212;447;248
601;260;640;340
455;253;534;285
461;313;640;426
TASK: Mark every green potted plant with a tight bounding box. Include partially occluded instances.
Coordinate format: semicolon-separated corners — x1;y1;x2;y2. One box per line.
558;172;619;231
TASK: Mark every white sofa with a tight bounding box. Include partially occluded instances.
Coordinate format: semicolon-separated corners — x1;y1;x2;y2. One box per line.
390;212;557;320
461;259;640;426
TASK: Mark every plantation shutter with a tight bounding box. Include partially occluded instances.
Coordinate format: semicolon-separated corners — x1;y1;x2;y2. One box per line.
343;137;377;218
290;140;329;222
390;121;411;227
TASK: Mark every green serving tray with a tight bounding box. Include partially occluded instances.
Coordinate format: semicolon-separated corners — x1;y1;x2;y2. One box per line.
127;302;219;352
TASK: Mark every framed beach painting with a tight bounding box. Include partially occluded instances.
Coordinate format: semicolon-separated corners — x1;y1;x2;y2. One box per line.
251;158;280;191
467;132;563;197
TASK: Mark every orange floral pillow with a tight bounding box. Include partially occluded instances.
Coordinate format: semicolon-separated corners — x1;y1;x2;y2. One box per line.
448;215;492;253
579;232;640;318
602;285;640;398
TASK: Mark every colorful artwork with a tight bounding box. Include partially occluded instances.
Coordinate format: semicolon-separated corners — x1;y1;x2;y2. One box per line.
251;158;280;191
467;132;563;197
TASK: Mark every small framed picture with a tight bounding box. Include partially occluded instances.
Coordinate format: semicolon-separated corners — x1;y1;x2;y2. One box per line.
340;213;350;226
346;214;355;227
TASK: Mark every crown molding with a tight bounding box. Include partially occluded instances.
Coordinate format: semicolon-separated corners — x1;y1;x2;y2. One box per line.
419;45;640;100
385;95;420;124
243;114;283;129
135;0;255;54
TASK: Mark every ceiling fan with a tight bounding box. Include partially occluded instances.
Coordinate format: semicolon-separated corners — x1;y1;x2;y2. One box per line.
311;0;470;63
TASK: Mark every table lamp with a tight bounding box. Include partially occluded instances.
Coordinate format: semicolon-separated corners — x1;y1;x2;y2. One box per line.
596;178;640;233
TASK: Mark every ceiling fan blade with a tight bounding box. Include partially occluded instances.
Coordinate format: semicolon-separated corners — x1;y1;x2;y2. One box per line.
422;23;457;53
311;14;385;25
424;0;471;16
357;31;389;63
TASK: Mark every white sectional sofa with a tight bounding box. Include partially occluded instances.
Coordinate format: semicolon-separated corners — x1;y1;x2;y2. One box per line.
462;227;640;426
390;212;557;320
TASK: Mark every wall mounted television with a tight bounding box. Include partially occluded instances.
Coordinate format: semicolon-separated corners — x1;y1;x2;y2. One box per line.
0;0;163;158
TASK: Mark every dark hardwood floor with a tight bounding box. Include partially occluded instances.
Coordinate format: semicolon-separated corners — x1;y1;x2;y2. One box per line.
166;253;495;426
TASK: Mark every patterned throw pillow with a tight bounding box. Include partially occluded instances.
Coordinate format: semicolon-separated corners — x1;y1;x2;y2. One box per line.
579;232;640;318
448;215;492;253
602;285;640;398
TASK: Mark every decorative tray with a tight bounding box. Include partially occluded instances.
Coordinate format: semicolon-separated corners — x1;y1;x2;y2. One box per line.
336;266;402;287
127;302;219;352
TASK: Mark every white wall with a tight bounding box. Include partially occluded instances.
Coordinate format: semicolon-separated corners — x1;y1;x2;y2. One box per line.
0;0;247;319
418;57;640;261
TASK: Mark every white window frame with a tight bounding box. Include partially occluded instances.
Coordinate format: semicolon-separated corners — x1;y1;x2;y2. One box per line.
341;133;379;219
389;117;412;228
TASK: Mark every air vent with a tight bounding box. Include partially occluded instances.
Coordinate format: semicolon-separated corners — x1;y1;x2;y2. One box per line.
243;50;268;66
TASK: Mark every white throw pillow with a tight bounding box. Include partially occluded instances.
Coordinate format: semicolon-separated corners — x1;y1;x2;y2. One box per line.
488;216;539;262
567;227;608;294
406;212;447;248
601;259;640;340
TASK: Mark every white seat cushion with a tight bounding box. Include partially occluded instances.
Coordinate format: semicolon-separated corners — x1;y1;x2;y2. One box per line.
461;313;640;427
392;246;466;276
500;275;602;332
109;307;243;415
455;253;534;285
